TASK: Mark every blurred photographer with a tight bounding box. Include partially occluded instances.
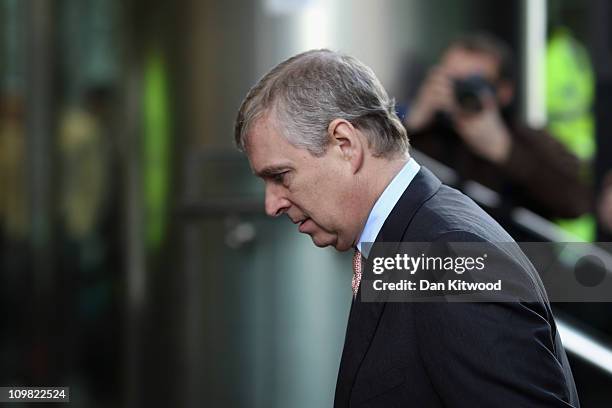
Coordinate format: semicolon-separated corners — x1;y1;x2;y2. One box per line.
405;33;591;219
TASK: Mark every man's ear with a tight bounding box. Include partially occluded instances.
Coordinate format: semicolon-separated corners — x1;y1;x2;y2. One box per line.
328;118;364;174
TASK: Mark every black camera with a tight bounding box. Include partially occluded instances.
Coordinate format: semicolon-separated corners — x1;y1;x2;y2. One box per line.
453;75;494;113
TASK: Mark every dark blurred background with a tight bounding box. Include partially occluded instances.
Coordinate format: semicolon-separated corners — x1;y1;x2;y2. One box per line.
2;0;612;407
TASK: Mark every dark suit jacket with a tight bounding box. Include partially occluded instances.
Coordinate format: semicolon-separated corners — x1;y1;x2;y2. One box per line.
334;166;579;407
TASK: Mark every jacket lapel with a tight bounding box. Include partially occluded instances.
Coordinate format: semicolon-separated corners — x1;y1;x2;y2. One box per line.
334;166;442;407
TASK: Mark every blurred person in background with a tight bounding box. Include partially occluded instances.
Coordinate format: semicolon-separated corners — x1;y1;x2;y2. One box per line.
56;85;122;399
0;94;28;243
405;32;592;220
58;86;114;241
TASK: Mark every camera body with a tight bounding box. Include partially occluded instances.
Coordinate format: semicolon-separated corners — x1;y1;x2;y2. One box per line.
453;75;495;113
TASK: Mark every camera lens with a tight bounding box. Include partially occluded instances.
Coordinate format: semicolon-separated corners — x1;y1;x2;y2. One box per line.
453;75;493;113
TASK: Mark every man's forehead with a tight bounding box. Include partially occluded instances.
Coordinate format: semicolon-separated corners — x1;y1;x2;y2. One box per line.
244;115;279;150
245;116;294;175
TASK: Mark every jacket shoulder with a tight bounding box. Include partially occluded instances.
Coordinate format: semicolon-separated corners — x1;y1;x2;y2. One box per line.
402;184;514;243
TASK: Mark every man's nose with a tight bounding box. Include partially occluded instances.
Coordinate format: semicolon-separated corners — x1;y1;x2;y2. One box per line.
264;184;290;217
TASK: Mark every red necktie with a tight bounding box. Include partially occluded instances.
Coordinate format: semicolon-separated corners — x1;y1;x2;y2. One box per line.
352;249;362;298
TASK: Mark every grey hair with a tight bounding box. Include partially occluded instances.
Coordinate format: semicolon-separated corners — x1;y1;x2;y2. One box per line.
234;49;409;158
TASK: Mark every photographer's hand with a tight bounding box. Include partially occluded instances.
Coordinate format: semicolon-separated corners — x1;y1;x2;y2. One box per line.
454;94;512;164
405;66;455;131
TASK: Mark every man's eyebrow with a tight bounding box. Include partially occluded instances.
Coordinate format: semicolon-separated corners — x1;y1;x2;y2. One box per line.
255;165;290;178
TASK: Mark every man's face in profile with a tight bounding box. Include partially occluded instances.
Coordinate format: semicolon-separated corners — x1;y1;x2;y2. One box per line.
245;115;358;252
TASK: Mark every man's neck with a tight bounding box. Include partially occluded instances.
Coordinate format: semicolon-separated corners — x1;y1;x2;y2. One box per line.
369;154;411;201
353;154;410;246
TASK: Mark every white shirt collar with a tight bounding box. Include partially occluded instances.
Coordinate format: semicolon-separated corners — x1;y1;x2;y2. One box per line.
357;158;421;257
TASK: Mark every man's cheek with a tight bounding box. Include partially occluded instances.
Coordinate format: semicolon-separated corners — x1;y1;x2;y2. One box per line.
312;220;334;234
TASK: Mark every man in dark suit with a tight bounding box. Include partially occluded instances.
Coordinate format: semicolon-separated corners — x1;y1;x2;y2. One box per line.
234;49;579;407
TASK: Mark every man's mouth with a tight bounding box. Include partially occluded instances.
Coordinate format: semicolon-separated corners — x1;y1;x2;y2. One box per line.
297;218;311;233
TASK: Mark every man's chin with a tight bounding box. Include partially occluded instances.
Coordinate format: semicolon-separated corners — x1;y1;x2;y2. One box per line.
310;235;354;252
309;233;337;249
311;237;334;248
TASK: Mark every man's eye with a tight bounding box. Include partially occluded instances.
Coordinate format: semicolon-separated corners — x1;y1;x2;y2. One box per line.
272;172;287;183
